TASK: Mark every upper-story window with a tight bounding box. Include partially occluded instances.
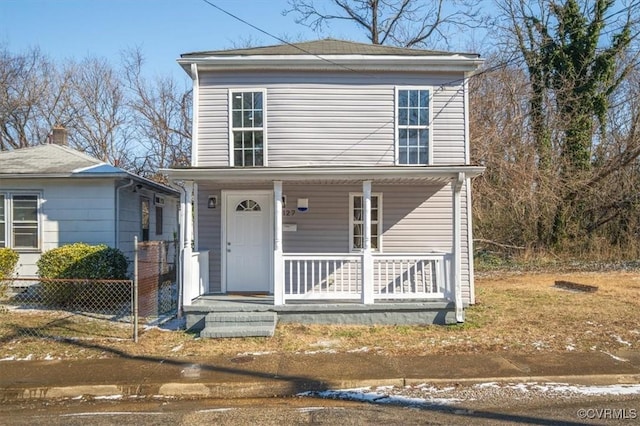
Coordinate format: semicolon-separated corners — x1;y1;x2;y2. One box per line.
0;193;40;250
396;88;432;165
230;90;266;167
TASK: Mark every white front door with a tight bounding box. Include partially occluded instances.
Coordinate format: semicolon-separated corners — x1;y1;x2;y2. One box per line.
225;192;272;293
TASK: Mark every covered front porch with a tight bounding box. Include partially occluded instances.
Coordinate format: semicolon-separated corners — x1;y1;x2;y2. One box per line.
171;166;483;327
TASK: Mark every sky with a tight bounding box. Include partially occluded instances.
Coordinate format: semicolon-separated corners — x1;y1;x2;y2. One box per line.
0;0;371;82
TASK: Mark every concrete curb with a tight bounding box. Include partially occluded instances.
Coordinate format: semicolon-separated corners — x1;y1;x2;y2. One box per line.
3;373;640;402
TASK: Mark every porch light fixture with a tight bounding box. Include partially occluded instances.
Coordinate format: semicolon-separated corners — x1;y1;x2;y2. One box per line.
297;198;308;212
208;195;217;209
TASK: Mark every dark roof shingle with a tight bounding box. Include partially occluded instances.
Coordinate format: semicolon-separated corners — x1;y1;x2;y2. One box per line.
181;38;478;58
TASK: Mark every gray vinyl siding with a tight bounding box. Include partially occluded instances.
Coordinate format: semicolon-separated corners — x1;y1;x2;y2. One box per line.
196;71;467;167
196;181;471;302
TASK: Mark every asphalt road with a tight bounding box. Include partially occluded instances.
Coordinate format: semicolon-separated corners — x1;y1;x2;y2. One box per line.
2;393;639;425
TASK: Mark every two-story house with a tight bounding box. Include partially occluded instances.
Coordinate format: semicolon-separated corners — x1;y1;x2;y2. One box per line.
165;39;484;337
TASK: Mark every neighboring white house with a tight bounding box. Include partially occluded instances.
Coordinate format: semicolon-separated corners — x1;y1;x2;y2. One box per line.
0;136;180;277
165;39;484;324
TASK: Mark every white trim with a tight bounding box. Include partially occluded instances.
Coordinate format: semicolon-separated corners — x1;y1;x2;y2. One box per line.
228;88;267;167
394;86;434;166
0;191;43;252
191;64;199;167
179;55;484;73
349;192;383;253
463;75;471;164
164;166;484;182
273;181;283;305
466;178;476;304
221;189;274;294
193;183;199;250
452;173;465;322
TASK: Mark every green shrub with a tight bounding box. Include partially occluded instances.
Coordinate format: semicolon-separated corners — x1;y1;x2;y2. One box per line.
37;243;128;279
0;247;19;299
0;247;19;279
37;243;129;308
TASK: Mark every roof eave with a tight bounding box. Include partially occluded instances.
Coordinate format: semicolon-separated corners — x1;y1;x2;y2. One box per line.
177;55;484;73
161;165;485;183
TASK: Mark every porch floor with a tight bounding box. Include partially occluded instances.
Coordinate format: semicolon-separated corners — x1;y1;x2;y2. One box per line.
184;294;458;331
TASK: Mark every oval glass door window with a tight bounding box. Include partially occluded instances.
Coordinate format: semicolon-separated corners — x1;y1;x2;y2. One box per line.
236;199;262;211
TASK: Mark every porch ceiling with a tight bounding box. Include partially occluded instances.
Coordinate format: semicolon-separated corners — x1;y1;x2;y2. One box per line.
163;165;485;184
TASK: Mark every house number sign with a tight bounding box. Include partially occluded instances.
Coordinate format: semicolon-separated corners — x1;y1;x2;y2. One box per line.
283;209;297;216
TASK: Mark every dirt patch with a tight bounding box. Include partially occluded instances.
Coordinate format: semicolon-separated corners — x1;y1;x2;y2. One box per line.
1;271;639;360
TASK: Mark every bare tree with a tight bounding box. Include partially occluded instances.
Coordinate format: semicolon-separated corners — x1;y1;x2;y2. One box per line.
64;57;135;168
122;48;191;179
284;0;489;48
0;46;65;150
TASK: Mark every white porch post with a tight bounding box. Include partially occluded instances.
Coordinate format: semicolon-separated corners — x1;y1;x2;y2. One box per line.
181;180;194;307
273;181;284;305
361;180;374;304
452;173;465;322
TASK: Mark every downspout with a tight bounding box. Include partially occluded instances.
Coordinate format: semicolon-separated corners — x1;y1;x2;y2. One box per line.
115;179;134;249
174;180;188;318
453;172;465;323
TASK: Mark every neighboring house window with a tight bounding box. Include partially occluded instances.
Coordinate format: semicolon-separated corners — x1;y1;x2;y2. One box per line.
0;193;40;250
396;88;431;165
141;197;150;242
230;90;265;167
349;193;382;252
155;206;163;236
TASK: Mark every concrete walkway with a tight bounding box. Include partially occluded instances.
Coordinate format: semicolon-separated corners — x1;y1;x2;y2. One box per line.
2;350;640;402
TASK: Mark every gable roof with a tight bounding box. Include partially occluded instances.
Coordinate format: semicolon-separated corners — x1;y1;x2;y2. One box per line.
0;144;178;195
181;38;478;58
0;144;102;174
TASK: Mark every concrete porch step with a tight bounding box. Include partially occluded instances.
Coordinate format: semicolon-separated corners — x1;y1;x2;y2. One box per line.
200;311;278;338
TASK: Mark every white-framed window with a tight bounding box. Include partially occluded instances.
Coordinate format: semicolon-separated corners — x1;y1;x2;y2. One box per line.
349;193;382;252
0;193;40;250
396;87;432;165
229;89;266;167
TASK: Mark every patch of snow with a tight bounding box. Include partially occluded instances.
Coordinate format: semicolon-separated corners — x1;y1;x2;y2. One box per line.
630;329;640;335
170;344;183;352
93;395;124;400
532;341;547;350
611;335;632;346
61;411;164;417
347;347;370;353
0;356;16;361
533;383;640;396
300;389;462;406
196;408;234;413
44;354;56;360
303;349;338;355
601;351;628;362
143;317;186;332
565;345;575;351
474;382;500;389
298;407;328;413
237;351;274;356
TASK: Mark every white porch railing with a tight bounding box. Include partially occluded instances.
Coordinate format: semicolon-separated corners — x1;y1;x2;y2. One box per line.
284;254;362;300
282;253;447;302
373;255;445;299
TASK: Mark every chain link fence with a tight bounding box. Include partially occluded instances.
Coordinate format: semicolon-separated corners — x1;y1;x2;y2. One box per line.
0;239;179;344
0;277;135;341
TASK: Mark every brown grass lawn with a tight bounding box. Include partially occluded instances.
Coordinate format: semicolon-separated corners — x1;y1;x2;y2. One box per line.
1;271;639;360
